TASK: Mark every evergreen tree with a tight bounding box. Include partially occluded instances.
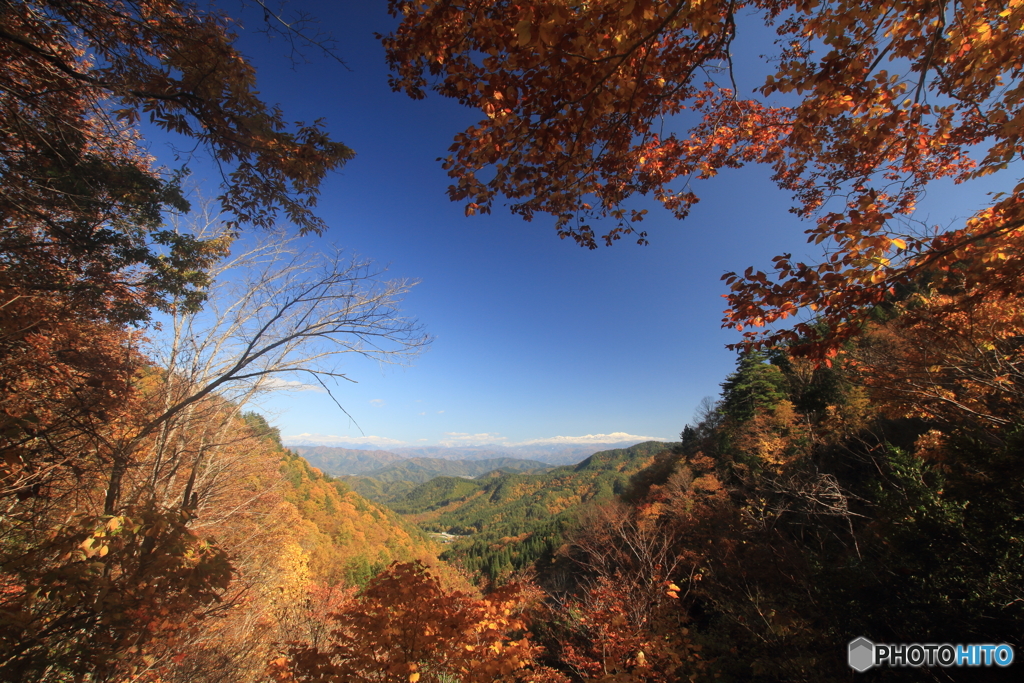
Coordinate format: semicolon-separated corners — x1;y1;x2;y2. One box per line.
719;351;788;422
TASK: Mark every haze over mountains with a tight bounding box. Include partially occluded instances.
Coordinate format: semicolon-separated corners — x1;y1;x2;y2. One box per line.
386;441;675;579
288;440;661;474
290;440;672;511
345;456;552;484
289;447;407;475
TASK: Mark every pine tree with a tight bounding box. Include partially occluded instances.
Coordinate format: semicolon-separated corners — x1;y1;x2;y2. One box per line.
719;351;788;422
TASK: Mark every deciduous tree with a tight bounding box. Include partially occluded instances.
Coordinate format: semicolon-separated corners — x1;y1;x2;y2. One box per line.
0;215;429;680
275;561;569;683
2;0;353;244
383;0;1024;353
857;287;1024;435
114;215;429;518
1;0;354;496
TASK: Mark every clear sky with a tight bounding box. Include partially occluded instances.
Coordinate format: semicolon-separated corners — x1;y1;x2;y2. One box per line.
148;2;1006;449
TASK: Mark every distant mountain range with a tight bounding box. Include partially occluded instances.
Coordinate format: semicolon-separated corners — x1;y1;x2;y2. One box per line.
386;441;678;579
389;441;672;522
357;456;553;484
289;446;406;475
329;456;554;502
284;439;680;582
288;441;661;471
290;446;553;483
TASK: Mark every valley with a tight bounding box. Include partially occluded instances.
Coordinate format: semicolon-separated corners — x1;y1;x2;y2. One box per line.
292;441;676;581
5;1;1023;680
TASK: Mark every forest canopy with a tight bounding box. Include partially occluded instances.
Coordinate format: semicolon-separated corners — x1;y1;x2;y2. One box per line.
383;0;1024;352
4;1;1024;681
0;3;430;680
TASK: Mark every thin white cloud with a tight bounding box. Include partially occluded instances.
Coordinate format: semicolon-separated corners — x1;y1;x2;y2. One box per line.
282;433;406;447
282;431;667;449
515;432;669;446
439;432;508;446
262;377;325;392
369;398;385;407
437;410;445;414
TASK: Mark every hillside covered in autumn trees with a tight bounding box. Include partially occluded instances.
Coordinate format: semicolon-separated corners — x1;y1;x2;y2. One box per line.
386;441;670;581
272;321;1024;681
0;1;431;680
3;0;1024;681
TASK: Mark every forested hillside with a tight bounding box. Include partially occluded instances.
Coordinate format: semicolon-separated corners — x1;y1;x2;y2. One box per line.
1;378;438;682
284;329;1024;681
276;448;437;586
368;456;552;483
0;3;428;679
335;475;419;503
345;456;552;486
5;0;1024;682
389;442;672;580
143;414;441;682
325;455;555;503
528;330;1024;680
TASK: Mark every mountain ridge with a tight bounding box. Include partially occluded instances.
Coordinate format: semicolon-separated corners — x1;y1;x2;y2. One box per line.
290;440;667;471
385;441;679;579
360;456;553;483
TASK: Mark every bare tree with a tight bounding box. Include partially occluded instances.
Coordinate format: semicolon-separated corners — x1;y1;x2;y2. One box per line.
106;210;430;514
564;499;690;629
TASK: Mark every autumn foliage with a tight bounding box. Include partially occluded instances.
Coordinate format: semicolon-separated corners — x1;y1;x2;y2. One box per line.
274;561;568;683
857;285;1024;434
0;3;382;680
4;1;1024;681
384;0;1024;353
2;0;355;510
376;19;1024;675
2;0;353;238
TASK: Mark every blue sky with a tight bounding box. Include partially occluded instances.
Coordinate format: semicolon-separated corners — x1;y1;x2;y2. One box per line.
149;2;1008;449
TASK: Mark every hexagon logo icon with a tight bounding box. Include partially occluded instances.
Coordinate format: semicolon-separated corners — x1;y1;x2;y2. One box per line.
848;637;875;672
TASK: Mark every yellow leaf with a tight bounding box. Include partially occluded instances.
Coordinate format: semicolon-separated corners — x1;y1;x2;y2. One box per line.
891;238;906;250
409;674;420;683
